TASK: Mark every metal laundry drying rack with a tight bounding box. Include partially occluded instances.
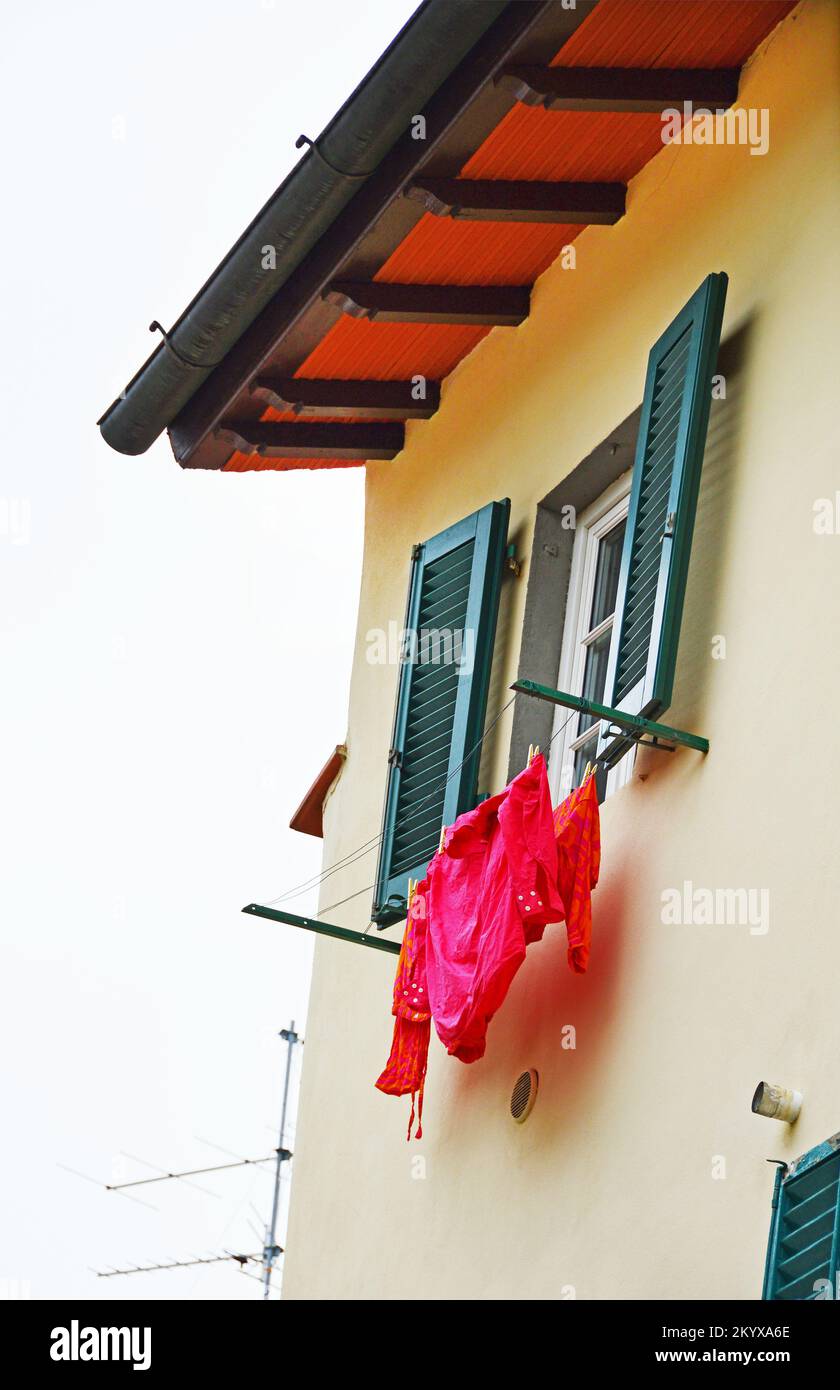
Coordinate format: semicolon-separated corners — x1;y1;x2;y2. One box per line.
244;678;708;953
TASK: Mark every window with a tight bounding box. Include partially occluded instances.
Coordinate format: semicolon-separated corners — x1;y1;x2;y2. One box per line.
515;272;729;788
550;475;633;802
763;1138;840;1300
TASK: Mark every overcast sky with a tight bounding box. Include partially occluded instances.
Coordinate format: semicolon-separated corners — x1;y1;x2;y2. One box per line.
0;0;417;1300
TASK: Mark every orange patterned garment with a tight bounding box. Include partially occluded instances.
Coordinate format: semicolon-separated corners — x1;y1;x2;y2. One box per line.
374;881;431;1140
553;772;601;974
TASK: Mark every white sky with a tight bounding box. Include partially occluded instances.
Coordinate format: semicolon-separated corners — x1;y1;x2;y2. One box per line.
0;0;418;1300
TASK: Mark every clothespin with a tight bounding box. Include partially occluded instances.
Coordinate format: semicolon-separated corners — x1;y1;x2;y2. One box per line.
527;743;540;766
407;878;416;909
438;824;447;854
582;760;592;782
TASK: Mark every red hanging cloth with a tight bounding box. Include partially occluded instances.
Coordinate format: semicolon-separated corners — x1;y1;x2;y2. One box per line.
374;881;431;1140
375;757;601;1138
553;771;601;973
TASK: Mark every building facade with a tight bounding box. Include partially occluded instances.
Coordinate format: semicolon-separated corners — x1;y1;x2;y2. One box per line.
283;2;840;1301
102;0;840;1301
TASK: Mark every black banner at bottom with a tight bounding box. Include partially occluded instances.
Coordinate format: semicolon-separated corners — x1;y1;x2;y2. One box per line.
2;1296;835;1375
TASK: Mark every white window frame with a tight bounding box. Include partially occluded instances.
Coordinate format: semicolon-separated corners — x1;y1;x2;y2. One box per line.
548;471;634;804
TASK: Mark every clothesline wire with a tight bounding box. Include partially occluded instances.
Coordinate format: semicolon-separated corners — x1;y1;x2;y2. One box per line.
315;705;579;921
264;691;519;910
265;834;385;907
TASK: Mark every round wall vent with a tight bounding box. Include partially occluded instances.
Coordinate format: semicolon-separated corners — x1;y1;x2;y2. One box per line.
510;1068;538;1123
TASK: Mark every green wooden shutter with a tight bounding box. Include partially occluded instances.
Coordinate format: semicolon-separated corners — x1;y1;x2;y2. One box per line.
372;499;510;925
602;273;728;731
763;1141;840;1300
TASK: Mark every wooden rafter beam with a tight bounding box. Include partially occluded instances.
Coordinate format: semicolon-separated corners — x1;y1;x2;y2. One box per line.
216;420;404;461
324;280;530;325
167;2;599;468
251;376;441;419
498;65;741;113
405;177;625;225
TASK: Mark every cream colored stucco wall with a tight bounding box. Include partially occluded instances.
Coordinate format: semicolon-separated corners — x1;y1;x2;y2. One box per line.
283;0;840;1300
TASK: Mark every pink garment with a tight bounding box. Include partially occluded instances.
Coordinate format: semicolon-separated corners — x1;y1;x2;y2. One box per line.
424;754;564;1063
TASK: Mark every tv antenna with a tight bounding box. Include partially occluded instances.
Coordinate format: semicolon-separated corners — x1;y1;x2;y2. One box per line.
63;1021;302;1296
261;1022;301;1298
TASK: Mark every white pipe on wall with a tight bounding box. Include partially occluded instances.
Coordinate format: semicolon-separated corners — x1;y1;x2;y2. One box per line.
751;1082;803;1124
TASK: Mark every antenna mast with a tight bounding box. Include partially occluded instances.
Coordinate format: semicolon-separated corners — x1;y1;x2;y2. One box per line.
263;1021;300;1298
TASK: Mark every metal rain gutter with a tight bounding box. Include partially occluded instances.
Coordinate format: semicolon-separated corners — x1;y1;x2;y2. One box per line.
98;0;509;457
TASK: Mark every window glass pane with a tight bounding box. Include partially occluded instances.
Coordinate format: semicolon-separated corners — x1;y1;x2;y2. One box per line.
578;627;612;734
573;734;599;787
589;519;625;631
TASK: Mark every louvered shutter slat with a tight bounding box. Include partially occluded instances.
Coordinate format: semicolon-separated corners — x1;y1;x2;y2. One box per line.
601;273;728;732
764;1146;840;1299
373;499;510;925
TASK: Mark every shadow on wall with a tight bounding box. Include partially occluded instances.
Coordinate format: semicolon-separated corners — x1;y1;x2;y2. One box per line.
519;834;632;1147
665;316;754;743
433;820;634;1151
